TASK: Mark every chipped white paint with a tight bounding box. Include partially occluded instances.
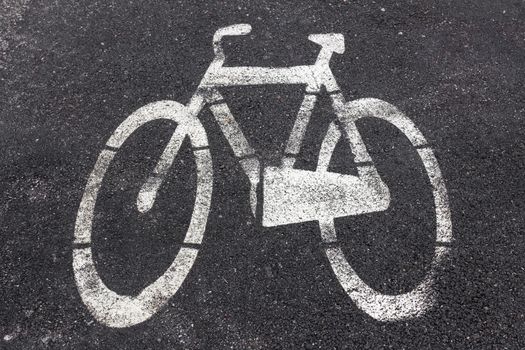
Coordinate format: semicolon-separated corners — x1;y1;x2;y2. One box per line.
285;94;318;156
73;101;212;327
137;124;188;213
318;98;452;321
325;245;448;320
239;157;260;217
73;246;198;328
262;166;390;227
74;24;452;327
209;103;254;158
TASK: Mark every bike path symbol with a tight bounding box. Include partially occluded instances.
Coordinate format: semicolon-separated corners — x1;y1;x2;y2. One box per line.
72;24;452;328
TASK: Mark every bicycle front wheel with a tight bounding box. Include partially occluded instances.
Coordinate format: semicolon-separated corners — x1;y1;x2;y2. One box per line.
72;100;212;328
319;98;452;321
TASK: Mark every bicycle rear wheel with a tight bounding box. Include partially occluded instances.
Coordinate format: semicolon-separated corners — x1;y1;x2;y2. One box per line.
72;101;212;327
319;98;452;321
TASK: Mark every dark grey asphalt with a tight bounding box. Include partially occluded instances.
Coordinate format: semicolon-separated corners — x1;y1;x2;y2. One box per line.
1;1;524;349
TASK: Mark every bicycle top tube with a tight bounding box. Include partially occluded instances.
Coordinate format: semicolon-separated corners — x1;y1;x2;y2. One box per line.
200;65;317;88
200;63;340;93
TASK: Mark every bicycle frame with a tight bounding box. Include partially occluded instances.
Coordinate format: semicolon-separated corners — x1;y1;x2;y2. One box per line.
188;26;345;160
138;25;390;226
72;24;453;328
136;24;390;227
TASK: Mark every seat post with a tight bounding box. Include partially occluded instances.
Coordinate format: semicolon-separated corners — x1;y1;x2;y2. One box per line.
309;33;345;62
307;33;345;92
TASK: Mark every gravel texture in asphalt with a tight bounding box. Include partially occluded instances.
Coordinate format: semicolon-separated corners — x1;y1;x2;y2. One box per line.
1;1;524;349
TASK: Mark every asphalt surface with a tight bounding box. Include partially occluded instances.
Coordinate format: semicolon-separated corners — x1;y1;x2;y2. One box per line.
1;0;524;349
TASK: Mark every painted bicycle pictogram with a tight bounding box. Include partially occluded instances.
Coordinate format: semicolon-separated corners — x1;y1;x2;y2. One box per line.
73;24;452;328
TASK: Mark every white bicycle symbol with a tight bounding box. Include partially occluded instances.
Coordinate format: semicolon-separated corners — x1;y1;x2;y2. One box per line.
72;24;452;328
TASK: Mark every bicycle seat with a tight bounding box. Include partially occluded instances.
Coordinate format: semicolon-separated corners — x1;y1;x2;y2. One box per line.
213;24;252;56
308;33;345;54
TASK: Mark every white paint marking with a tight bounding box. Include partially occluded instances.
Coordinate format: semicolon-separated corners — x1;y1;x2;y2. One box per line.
203;66;319;89
137;125;188;213
318;97;452;321
74;149;115;244
74;24;452;326
184;149;213;244
239;157;261;217
317;121;341;171
417;147;453;243
326;246;446;321
73;246;198;328
262;166;389;227
319;218;337;243
337;98;428;147
209;103;254;158
74;100;212;327
285;94;318;156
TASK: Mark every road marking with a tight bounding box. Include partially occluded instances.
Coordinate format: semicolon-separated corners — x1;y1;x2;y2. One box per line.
104;145;119;152
72;242;91;249
73;246;198;328
239;157;261;217
137;125;188;213
209;102;254;158
262;166;390;227
207;99;225;106
319;219;337;243
326;245;441;321
74;101;212;327
181;243;201;249
355;161;375;167
285;94;318;156
317;98;452;321
74;149;115;245
192;145;210;151
317;122;341;171
184;148;213;244
73;24;452;327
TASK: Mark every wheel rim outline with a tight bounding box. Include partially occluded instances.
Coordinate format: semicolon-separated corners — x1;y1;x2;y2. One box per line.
72;101;212;328
319;98;452;321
